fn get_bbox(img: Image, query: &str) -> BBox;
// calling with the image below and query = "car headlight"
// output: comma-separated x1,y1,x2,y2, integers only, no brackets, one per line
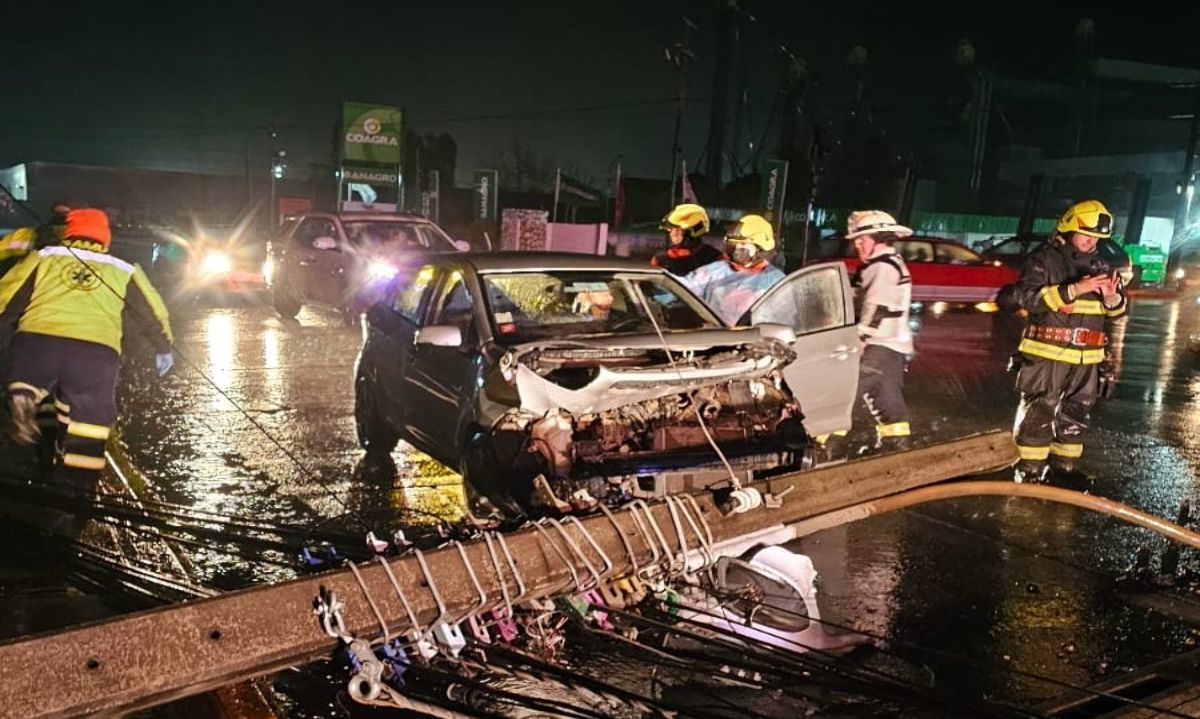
366,260,398,281
199,250,233,275
1175,267,1186,280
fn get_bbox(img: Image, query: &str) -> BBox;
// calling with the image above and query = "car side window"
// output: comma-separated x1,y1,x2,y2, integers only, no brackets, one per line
935,243,981,265
292,218,336,248
430,270,475,333
750,265,846,335
393,264,439,322
417,225,450,250
898,241,934,263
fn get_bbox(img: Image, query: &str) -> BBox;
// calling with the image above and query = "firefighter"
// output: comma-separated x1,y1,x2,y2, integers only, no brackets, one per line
0,200,81,468
653,203,722,275
0,208,174,493
681,214,784,325
1009,199,1126,483
846,210,915,450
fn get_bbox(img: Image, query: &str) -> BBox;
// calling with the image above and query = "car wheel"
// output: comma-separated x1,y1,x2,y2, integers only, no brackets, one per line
354,367,399,455
273,279,302,319
460,429,526,521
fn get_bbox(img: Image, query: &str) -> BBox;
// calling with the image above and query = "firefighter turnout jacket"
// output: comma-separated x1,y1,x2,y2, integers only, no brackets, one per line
0,240,173,354
856,246,914,355
1009,242,1126,365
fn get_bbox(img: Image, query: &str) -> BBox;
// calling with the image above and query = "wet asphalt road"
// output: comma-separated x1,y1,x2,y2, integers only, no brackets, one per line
8,292,1200,713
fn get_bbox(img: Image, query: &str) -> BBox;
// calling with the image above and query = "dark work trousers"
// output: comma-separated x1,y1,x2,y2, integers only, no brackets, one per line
1013,357,1100,468
858,344,911,442
7,332,121,493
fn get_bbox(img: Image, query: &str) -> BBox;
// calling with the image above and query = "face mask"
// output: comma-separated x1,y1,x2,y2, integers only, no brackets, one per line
727,242,758,267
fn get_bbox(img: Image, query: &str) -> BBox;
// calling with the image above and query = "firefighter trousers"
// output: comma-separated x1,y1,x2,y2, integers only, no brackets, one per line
859,344,911,444
7,332,121,493
1013,356,1099,468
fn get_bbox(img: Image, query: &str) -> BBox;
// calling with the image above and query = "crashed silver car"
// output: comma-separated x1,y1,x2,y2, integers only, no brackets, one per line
355,252,860,517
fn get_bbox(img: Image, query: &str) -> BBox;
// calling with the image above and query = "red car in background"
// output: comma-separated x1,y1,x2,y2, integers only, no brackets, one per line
820,236,1019,304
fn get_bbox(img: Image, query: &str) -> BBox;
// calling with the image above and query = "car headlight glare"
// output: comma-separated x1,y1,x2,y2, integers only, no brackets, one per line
366,260,398,281
200,251,233,275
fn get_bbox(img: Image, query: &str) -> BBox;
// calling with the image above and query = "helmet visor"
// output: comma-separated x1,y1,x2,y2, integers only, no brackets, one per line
1076,210,1112,236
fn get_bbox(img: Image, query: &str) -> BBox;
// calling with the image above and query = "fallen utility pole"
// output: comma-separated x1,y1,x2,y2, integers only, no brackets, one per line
0,431,1016,719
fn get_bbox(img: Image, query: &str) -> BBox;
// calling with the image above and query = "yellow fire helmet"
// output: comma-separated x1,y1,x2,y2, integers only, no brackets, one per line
726,214,775,252
1056,199,1113,239
660,203,710,237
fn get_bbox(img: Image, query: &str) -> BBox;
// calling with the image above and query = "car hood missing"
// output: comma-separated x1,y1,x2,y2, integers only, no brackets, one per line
510,327,794,415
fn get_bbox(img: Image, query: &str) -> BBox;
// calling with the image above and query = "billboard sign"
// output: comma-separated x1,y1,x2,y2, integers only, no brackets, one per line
341,102,402,166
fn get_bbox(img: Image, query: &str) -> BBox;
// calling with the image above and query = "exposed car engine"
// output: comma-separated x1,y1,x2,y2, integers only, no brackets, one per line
487,339,806,508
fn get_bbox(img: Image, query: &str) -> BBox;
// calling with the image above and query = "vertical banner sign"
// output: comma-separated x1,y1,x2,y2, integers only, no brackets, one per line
339,101,402,208
473,169,499,223
759,159,790,238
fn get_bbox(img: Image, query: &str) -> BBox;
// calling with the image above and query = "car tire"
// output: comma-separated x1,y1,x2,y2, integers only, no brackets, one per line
273,280,302,319
354,367,399,455
460,429,525,521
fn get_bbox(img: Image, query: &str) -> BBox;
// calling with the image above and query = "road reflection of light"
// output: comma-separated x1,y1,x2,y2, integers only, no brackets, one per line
262,325,284,409
1151,300,1180,412
392,447,465,521
206,313,235,410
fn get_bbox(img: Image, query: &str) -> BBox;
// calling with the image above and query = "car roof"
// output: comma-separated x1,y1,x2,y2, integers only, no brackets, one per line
299,211,434,222
431,252,672,274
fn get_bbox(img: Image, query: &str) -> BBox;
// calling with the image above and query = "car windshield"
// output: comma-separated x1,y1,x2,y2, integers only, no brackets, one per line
343,221,438,251
481,270,720,343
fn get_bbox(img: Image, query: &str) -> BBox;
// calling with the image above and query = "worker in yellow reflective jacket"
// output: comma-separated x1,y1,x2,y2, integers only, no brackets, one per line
0,208,174,492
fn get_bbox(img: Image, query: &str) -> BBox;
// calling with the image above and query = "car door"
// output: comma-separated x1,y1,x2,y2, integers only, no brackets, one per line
367,263,441,439
746,262,859,437
933,241,1018,303
307,216,350,306
401,267,482,456
288,216,339,303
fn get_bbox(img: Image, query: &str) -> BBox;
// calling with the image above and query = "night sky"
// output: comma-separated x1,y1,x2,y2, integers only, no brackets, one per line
3,2,1194,186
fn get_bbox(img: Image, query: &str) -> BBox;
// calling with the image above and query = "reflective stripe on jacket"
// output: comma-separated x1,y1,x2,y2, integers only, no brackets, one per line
0,241,173,354
1009,242,1126,366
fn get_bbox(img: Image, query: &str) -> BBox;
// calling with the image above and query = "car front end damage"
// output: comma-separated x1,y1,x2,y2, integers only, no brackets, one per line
470,331,807,515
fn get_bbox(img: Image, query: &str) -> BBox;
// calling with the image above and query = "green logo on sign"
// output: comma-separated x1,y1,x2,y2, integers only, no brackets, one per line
341,102,402,166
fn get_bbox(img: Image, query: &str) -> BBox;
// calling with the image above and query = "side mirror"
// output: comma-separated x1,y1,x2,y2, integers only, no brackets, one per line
312,236,338,251
415,324,463,348
451,239,471,252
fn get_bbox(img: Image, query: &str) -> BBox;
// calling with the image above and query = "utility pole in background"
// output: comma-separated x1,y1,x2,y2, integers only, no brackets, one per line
267,124,286,231
703,0,737,186
666,16,697,206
